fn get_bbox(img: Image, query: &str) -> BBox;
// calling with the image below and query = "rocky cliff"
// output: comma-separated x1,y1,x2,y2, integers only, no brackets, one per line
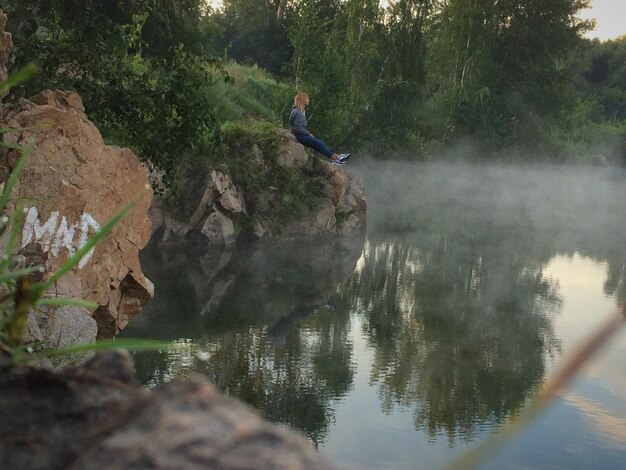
0,11,153,343
150,129,367,245
0,90,154,341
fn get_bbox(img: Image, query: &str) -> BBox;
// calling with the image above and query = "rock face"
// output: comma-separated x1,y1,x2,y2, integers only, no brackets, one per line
0,10,12,99
0,90,154,339
152,129,366,245
261,131,367,239
274,131,367,238
151,169,246,245
0,351,337,470
276,128,309,168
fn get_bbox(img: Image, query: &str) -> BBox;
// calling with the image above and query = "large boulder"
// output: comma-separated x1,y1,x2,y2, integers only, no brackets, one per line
260,134,366,239
337,169,367,235
0,90,154,339
276,129,309,168
278,158,366,239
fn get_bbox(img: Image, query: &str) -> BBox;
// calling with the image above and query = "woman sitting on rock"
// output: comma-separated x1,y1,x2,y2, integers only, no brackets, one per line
289,92,349,165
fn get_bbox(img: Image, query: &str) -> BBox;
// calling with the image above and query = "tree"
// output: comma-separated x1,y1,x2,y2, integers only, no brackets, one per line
427,0,592,147
573,37,626,121
209,0,293,75
265,0,290,23
288,0,347,140
362,0,431,151
4,0,222,193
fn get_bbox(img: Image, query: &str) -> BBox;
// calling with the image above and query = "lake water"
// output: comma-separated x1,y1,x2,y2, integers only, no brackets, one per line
121,161,626,469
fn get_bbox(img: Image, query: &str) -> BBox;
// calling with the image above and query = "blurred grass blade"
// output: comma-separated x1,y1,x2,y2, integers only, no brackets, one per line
0,144,32,214
0,209,26,273
5,276,34,348
0,63,38,96
0,127,35,134
0,142,36,150
36,297,98,310
0,265,43,284
32,338,171,359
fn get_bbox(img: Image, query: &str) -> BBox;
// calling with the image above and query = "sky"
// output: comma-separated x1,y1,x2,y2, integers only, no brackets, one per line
205,1,624,42
579,0,626,41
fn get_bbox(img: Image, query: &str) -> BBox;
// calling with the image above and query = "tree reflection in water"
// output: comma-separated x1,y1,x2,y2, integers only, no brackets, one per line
343,232,561,443
124,237,365,445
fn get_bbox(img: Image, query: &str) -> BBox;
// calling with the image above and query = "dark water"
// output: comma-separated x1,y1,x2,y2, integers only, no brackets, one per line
121,161,626,469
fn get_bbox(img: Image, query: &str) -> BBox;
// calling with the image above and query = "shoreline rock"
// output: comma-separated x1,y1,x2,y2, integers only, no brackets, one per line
0,350,337,470
0,90,154,341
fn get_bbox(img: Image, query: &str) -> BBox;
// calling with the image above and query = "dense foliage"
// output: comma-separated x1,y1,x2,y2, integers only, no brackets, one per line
565,37,626,159
3,0,626,190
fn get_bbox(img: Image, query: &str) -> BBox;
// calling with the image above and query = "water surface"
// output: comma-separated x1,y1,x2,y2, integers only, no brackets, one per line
122,161,626,469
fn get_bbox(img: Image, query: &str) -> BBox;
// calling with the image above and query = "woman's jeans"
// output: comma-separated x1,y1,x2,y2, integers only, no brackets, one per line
293,132,333,159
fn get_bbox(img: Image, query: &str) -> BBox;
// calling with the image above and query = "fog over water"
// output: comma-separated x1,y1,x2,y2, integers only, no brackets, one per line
358,159,626,304
363,159,625,257
124,158,626,469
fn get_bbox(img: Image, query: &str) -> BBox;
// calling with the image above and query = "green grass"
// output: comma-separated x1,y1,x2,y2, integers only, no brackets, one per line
208,62,293,124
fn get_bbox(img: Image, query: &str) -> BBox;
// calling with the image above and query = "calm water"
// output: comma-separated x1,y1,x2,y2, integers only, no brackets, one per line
121,161,626,469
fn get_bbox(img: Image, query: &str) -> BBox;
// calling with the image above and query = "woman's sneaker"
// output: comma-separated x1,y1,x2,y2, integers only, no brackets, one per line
338,153,351,162
330,154,345,165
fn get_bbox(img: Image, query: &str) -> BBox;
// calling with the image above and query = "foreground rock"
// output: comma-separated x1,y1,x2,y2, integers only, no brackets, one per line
0,351,336,470
150,129,367,245
0,90,154,340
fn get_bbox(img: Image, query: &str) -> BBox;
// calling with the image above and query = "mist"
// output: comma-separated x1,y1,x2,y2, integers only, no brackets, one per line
356,159,623,246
